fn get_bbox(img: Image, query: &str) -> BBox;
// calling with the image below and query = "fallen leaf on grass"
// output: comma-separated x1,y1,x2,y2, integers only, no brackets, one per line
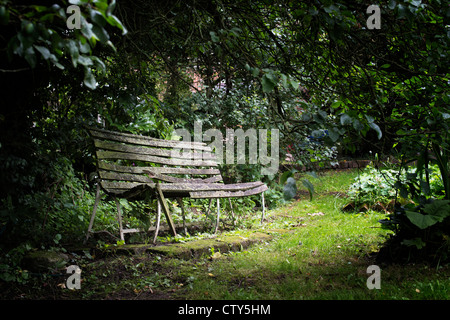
210,252,222,260
307,212,325,216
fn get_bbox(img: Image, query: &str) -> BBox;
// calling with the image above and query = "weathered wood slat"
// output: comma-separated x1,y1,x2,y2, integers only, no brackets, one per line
100,180,263,193
99,165,223,184
202,175,223,183
88,126,207,147
141,169,222,184
96,150,218,167
94,139,217,160
89,127,211,151
104,188,188,199
189,184,268,199
101,181,152,190
158,181,264,192
97,161,221,176
99,170,154,183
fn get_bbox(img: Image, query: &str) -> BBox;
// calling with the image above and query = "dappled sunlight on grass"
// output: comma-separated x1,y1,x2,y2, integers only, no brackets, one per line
180,169,449,300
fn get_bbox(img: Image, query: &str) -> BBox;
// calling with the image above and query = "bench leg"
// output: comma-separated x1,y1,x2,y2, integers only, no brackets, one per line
114,197,125,242
84,183,101,244
206,198,213,216
228,198,236,227
214,198,220,234
177,198,188,234
153,199,161,244
261,191,266,224
156,183,177,237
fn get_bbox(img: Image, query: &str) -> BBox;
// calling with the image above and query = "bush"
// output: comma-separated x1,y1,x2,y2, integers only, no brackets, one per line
346,164,445,211
379,198,450,263
345,164,449,263
346,165,399,209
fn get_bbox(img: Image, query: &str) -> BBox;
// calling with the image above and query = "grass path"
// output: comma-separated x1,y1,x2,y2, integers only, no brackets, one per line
5,169,448,300
169,169,450,300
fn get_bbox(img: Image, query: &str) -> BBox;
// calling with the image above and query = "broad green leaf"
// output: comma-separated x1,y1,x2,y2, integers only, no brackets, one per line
311,130,323,138
23,46,36,68
69,0,90,4
77,54,93,66
106,0,116,16
92,24,109,43
90,9,107,27
352,119,364,132
210,31,219,43
369,122,382,139
283,177,297,201
324,4,339,14
66,40,79,67
280,170,293,185
401,238,426,249
302,178,314,201
331,101,342,109
422,200,450,219
0,6,10,25
340,113,352,125
83,68,97,89
280,73,288,88
34,45,51,60
328,128,340,142
405,210,439,229
365,114,375,123
290,78,300,90
261,74,276,93
252,67,260,77
388,0,396,10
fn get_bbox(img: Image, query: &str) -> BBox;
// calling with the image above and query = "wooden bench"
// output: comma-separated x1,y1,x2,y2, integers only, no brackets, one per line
84,126,268,243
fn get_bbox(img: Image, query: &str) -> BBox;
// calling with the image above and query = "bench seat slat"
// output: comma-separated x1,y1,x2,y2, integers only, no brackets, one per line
190,184,269,199
100,181,264,193
160,181,264,192
97,161,221,176
101,181,153,190
96,150,218,167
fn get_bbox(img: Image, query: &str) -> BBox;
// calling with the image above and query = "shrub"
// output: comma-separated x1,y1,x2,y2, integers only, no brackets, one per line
346,165,399,209
379,198,450,263
346,164,445,211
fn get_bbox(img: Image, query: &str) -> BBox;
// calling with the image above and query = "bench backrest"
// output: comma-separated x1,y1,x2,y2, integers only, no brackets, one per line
87,126,224,197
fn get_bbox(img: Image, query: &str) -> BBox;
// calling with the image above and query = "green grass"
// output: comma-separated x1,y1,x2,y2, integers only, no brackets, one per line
169,169,450,300
4,169,449,300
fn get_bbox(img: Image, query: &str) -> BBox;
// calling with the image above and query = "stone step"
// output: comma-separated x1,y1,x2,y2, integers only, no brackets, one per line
107,231,286,259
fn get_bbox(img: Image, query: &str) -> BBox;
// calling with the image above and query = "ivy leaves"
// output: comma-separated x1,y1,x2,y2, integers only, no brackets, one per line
243,65,300,93
3,0,126,89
